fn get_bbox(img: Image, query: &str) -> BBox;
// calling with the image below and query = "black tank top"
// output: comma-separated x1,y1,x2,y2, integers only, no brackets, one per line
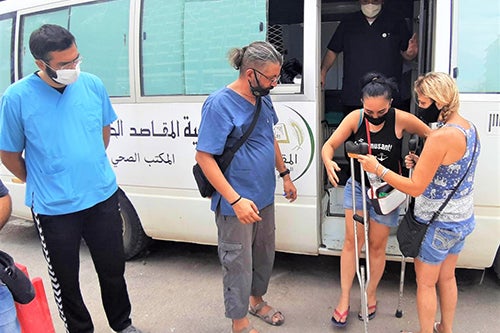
347,108,402,183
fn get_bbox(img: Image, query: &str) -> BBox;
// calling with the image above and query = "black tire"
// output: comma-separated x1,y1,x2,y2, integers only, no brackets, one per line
117,188,151,260
494,246,500,280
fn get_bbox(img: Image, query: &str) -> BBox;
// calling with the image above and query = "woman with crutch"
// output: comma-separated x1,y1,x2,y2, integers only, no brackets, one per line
322,72,429,328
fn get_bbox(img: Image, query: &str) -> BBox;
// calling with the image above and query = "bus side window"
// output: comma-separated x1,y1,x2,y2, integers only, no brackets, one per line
20,0,131,97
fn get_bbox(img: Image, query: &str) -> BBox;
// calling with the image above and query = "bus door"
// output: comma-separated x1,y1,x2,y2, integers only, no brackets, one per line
319,0,429,260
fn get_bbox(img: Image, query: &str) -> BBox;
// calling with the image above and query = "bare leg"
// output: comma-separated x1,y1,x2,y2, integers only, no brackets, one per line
332,209,365,322
435,254,459,333
232,317,258,333
366,220,391,308
414,258,442,333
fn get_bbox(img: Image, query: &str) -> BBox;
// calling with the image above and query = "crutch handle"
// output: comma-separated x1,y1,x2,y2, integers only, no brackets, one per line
345,141,369,158
408,134,419,154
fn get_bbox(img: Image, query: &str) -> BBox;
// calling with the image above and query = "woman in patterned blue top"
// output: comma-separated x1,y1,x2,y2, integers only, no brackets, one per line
358,72,480,333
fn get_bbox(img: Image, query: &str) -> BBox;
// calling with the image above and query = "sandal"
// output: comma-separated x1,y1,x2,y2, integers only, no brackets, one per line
331,306,350,328
357,303,377,321
248,301,285,326
433,322,441,333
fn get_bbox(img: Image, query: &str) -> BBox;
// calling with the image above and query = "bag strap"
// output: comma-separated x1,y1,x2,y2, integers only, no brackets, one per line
218,96,263,171
429,125,478,223
364,118,377,198
228,96,262,154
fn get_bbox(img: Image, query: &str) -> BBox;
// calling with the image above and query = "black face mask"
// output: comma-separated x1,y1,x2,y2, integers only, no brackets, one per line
248,75,272,97
418,102,441,125
364,112,387,125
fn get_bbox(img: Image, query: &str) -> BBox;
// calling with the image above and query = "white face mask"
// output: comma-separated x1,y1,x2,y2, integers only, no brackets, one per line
361,4,382,18
52,63,80,85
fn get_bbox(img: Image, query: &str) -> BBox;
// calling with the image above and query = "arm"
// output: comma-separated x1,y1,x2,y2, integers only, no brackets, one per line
357,131,448,196
274,139,297,202
321,110,360,187
320,49,338,89
0,151,27,183
103,125,111,149
401,33,418,61
195,150,262,224
0,194,12,231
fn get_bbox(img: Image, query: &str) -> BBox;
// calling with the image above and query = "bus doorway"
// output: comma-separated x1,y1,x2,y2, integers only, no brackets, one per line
318,0,431,258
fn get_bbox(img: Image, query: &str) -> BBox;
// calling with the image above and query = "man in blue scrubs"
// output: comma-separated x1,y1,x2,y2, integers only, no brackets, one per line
0,24,141,333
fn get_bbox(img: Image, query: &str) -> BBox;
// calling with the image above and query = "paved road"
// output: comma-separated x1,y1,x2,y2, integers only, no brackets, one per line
1,217,498,333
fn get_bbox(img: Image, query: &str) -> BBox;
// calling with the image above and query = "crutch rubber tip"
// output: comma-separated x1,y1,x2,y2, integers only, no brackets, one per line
395,310,403,318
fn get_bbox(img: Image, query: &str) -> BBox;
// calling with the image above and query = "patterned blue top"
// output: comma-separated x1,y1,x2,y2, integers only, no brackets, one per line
414,123,480,223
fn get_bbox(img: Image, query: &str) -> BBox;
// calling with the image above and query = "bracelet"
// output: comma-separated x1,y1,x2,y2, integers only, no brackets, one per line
279,169,290,178
230,196,242,206
380,167,389,179
375,163,381,174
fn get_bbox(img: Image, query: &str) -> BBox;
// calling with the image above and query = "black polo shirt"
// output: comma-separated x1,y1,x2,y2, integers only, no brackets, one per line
327,9,412,106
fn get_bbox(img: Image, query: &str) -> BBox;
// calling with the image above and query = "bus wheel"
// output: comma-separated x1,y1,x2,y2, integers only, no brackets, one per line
494,246,500,280
117,188,151,260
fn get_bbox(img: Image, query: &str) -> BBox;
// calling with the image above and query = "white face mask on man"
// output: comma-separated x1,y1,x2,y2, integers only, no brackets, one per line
361,4,382,18
52,63,81,85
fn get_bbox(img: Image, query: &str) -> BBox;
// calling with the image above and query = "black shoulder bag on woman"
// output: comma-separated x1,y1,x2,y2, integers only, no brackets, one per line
193,96,262,198
397,128,478,258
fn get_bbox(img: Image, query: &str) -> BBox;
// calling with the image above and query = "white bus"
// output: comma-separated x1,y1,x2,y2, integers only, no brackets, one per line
1,0,498,274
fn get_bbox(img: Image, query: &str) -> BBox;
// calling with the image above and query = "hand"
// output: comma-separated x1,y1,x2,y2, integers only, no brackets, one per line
232,197,262,224
356,154,379,174
405,153,419,169
320,72,327,90
405,33,418,59
282,179,298,203
324,160,341,187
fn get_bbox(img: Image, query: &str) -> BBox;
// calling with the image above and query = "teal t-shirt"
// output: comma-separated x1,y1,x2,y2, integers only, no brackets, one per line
0,72,118,215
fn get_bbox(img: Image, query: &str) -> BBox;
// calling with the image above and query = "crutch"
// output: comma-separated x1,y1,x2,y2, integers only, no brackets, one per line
395,134,420,318
345,141,370,333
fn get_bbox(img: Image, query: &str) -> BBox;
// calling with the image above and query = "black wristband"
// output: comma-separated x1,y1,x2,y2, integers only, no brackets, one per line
279,169,290,178
230,196,242,206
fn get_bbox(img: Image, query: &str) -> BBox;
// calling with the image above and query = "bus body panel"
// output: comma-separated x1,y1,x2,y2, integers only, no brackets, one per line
1,0,499,270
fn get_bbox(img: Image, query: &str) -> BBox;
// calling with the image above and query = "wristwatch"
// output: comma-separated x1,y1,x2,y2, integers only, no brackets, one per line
279,169,290,178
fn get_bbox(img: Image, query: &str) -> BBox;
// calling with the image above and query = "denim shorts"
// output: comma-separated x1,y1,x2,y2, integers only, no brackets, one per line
0,284,21,333
343,178,400,228
417,217,475,264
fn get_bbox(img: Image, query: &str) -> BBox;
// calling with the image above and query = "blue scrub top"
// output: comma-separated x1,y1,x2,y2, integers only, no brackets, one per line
0,72,118,215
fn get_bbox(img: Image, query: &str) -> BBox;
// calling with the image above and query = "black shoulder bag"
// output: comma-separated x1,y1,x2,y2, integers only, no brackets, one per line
193,96,262,198
397,128,478,258
0,250,35,304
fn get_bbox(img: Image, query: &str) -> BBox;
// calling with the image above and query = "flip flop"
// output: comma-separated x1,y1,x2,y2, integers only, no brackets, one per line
433,322,441,333
248,301,284,326
331,306,350,327
357,304,377,321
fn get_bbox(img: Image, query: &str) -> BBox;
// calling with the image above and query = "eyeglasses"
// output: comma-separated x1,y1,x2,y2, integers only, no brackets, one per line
44,55,83,71
252,68,280,84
